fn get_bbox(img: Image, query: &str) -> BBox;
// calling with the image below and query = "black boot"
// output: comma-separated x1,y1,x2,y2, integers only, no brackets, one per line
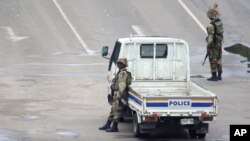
207,72,218,81
217,70,222,80
105,122,118,132
99,120,112,130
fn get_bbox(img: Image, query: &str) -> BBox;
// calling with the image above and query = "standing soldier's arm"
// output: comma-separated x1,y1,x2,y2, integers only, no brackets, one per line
117,71,128,97
206,24,215,45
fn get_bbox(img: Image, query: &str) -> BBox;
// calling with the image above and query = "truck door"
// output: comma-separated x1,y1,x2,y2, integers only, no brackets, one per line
108,41,121,74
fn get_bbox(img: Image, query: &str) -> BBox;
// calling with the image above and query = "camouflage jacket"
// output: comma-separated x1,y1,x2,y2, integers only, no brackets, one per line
111,68,129,97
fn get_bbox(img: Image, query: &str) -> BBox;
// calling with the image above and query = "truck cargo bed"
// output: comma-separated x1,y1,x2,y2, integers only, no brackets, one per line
128,81,217,117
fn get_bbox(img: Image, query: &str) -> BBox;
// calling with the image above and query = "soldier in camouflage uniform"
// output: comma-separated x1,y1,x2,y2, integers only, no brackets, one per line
99,58,131,132
206,3,224,81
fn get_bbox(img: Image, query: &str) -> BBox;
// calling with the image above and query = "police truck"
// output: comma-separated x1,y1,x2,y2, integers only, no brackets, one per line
101,36,218,139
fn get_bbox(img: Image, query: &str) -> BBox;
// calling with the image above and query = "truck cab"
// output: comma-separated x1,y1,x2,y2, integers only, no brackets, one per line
103,36,190,83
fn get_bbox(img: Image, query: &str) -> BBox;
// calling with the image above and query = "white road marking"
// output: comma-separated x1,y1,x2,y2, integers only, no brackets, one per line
0,26,28,42
25,54,41,58
0,63,107,67
52,52,64,55
223,63,246,67
178,0,228,55
51,50,101,56
131,25,145,36
28,72,106,77
177,0,207,33
53,0,94,55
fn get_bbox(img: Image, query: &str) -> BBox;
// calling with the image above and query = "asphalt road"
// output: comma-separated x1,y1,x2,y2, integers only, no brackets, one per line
0,0,249,141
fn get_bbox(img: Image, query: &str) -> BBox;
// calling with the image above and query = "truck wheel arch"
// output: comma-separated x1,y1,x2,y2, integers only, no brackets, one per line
132,111,142,123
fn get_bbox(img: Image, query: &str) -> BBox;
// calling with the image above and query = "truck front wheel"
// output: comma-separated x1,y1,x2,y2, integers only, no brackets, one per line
133,114,141,137
188,129,206,139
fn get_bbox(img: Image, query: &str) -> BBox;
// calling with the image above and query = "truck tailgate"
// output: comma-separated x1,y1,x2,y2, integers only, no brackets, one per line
128,82,218,117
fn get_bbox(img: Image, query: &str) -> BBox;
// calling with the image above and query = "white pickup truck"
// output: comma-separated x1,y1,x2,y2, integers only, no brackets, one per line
101,36,218,139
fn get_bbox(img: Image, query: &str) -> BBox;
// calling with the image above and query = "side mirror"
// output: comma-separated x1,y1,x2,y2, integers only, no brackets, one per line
101,46,109,57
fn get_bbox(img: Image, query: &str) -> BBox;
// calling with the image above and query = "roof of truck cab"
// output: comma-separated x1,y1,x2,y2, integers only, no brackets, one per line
117,36,188,44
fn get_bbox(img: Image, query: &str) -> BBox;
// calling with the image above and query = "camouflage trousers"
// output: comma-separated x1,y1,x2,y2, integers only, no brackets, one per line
208,42,222,73
107,92,124,122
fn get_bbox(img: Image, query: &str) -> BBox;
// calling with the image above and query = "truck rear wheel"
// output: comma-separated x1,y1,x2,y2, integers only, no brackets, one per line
197,133,206,139
188,129,206,139
133,114,141,137
119,117,124,122
188,129,197,139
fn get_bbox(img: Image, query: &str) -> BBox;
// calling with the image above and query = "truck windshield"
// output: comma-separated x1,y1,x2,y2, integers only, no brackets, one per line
108,41,121,71
140,44,168,58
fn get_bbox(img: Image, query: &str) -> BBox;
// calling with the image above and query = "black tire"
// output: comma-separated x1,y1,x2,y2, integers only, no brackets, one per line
119,117,124,122
197,133,206,139
189,129,197,139
133,114,141,138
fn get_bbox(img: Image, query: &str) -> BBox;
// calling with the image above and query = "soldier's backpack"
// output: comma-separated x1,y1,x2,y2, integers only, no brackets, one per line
126,71,132,86
211,19,224,42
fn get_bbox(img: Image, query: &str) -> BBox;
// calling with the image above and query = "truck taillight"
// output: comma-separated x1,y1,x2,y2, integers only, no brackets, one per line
145,117,153,122
200,112,213,121
152,112,158,118
201,112,207,118
144,116,158,122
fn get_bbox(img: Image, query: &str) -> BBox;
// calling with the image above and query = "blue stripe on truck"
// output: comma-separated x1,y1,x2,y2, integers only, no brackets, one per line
191,103,213,107
146,102,213,107
146,102,168,107
128,92,213,108
128,93,142,105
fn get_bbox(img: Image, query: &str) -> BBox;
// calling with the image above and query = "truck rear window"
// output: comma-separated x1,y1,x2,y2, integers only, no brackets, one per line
140,44,168,58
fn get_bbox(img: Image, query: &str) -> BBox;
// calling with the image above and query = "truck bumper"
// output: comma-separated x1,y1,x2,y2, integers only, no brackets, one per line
140,122,156,130
140,117,209,134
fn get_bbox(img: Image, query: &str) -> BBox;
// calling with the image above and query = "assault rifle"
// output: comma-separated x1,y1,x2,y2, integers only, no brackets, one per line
202,52,209,66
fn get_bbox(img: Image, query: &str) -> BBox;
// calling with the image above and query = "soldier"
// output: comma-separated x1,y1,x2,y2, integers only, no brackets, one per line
99,58,132,132
206,3,224,81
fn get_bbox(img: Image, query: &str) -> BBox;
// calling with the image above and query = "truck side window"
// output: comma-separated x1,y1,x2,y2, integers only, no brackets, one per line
140,44,168,58
108,41,121,71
